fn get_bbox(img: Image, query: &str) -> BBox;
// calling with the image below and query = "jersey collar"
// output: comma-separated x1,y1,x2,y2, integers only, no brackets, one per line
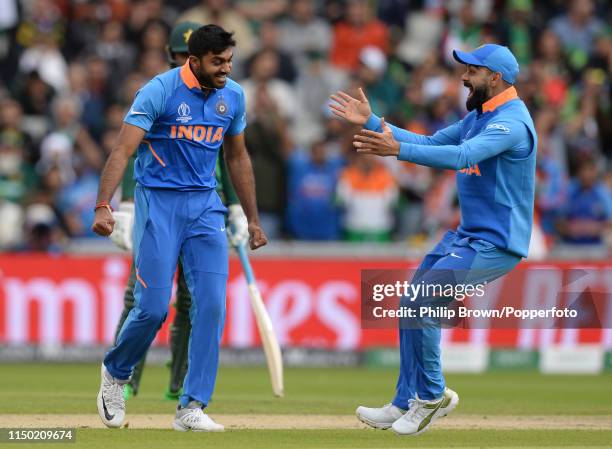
180,61,200,90
481,86,518,113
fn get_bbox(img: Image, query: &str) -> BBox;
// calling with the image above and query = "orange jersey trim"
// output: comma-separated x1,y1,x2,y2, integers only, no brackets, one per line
142,139,166,167
180,61,200,90
482,86,518,113
135,268,148,289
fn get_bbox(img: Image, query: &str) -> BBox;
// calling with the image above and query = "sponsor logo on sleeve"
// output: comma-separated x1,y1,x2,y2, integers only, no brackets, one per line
486,123,510,133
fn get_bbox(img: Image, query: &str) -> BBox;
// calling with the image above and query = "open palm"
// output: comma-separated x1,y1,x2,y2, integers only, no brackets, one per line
329,88,372,125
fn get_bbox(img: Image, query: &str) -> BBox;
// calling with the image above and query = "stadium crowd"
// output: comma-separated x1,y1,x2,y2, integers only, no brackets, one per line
0,0,610,254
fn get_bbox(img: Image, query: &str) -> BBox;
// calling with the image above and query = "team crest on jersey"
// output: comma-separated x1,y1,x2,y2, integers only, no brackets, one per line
215,98,228,115
177,102,192,123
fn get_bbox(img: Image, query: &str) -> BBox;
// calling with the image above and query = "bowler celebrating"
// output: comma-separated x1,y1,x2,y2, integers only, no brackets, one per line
92,25,267,431
330,44,537,435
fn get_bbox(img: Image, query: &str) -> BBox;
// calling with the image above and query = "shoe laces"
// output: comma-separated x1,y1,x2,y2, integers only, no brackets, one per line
104,381,125,411
182,407,206,426
405,397,431,421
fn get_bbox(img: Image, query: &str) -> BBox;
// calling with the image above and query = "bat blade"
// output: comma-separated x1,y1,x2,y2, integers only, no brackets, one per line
237,244,284,397
247,284,284,397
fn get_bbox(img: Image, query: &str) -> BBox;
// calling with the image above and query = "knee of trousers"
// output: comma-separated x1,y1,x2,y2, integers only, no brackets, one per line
134,286,173,324
192,296,225,323
132,306,168,327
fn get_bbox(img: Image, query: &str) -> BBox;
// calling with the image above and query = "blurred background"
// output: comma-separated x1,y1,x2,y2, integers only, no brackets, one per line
0,0,610,372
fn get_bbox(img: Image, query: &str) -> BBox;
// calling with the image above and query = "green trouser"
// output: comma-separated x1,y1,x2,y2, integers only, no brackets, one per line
114,261,191,395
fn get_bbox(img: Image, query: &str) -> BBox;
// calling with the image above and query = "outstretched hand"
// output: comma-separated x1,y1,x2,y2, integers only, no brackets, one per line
329,88,372,125
353,117,400,157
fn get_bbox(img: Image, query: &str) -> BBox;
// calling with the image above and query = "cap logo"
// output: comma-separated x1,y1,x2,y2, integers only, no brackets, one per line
183,28,194,44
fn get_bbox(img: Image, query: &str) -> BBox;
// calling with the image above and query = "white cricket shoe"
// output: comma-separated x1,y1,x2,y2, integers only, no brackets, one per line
438,387,459,418
96,364,126,428
356,403,406,429
173,401,224,432
391,393,450,436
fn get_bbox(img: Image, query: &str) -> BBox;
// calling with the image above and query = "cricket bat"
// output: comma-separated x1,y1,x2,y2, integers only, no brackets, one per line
236,243,284,397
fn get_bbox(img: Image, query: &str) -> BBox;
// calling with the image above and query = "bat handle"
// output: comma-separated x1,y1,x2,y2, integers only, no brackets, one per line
236,243,256,285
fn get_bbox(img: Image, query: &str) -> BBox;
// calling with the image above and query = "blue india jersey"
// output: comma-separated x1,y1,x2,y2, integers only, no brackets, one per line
124,62,246,191
365,87,537,257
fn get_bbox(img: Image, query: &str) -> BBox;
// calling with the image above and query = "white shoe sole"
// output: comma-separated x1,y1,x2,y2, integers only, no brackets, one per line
392,389,459,436
172,419,224,432
355,411,394,430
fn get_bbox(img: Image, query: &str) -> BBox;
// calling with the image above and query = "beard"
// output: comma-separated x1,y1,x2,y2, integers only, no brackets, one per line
465,83,491,111
195,70,228,89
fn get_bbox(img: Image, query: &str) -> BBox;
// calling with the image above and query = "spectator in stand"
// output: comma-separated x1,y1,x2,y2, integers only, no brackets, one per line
80,56,113,137
242,49,295,238
550,0,605,72
178,0,257,67
356,46,402,119
330,0,389,72
47,94,103,172
234,0,288,22
286,139,344,240
93,20,137,87
535,109,568,237
441,1,487,66
0,98,35,163
557,157,611,245
499,0,537,67
249,20,296,83
14,70,55,117
0,199,23,249
55,157,102,238
277,0,332,72
18,202,64,252
337,154,398,242
0,127,37,205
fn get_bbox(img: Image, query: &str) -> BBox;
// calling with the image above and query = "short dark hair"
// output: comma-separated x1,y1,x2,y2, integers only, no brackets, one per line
188,24,236,57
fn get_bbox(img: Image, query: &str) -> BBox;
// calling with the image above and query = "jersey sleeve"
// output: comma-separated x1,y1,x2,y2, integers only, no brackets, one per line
365,113,462,146
227,88,247,136
397,119,530,170
123,78,166,132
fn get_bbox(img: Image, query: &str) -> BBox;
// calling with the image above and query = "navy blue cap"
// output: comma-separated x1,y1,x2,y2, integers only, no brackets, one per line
453,44,519,84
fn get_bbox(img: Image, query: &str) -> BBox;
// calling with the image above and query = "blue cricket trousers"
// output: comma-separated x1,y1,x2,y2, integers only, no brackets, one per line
392,230,521,407
105,185,228,408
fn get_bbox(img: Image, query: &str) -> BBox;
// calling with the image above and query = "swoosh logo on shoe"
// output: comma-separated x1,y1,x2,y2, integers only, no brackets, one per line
440,391,452,409
418,399,444,431
102,396,115,421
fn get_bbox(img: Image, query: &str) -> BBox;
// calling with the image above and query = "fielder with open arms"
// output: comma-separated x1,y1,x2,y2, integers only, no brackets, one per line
330,44,537,436
92,25,267,432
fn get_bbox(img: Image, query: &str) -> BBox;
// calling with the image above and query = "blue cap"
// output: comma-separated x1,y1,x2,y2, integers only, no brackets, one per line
453,44,519,84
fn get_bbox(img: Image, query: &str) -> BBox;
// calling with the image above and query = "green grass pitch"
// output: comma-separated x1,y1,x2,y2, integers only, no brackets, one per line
0,363,611,448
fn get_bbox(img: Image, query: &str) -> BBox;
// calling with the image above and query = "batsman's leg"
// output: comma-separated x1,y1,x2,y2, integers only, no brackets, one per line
166,262,192,399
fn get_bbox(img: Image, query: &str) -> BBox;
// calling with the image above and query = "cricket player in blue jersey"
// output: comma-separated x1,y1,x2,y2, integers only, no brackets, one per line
92,24,267,431
330,44,537,436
